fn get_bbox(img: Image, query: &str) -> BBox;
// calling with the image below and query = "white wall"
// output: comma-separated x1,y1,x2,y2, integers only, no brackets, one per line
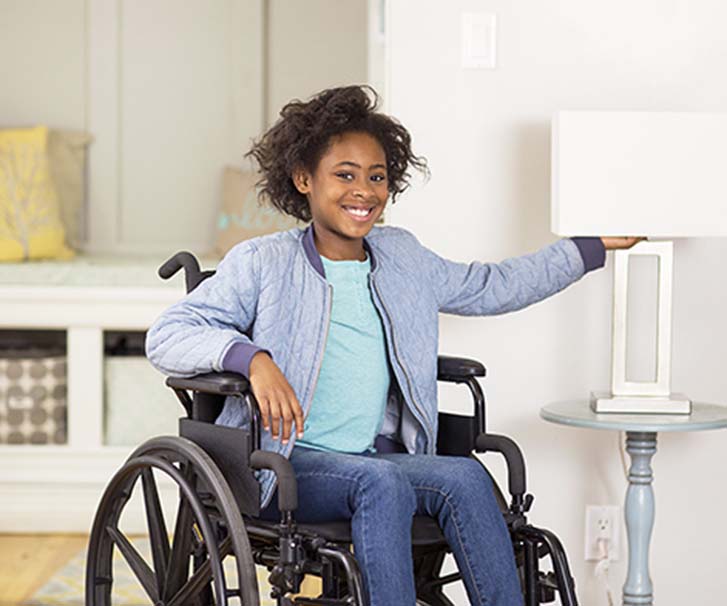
0,0,266,257
0,0,368,256
0,0,86,129
108,0,264,254
266,0,368,125
386,1,727,604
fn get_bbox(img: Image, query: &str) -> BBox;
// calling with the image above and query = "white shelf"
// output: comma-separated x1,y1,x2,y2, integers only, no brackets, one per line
0,444,182,533
0,281,182,532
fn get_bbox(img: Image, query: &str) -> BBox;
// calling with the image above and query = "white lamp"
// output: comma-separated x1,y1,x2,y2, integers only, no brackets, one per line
551,111,727,415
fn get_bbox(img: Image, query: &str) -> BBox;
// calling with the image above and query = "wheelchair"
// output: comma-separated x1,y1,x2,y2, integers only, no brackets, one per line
85,251,579,606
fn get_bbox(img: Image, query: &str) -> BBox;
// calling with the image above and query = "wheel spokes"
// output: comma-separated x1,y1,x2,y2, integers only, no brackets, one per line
105,525,158,603
163,485,194,600
141,467,171,594
167,536,233,606
88,439,258,606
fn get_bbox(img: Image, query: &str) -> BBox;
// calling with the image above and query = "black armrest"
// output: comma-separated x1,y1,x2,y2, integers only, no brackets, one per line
437,356,487,436
166,371,251,396
475,433,526,502
167,372,262,447
250,450,298,512
437,355,486,382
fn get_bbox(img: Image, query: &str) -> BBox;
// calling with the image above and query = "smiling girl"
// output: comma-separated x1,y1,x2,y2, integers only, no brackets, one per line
146,85,639,606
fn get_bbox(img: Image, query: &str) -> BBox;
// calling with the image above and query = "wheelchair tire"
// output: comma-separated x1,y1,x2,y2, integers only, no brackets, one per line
85,435,260,606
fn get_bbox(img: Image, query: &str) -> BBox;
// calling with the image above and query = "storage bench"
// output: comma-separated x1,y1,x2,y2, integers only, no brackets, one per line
0,254,196,531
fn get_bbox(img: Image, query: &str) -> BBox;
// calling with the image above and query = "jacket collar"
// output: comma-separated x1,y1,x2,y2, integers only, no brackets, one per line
302,224,377,278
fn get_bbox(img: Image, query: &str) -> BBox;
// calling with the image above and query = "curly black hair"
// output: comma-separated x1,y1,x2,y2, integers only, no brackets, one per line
246,85,428,222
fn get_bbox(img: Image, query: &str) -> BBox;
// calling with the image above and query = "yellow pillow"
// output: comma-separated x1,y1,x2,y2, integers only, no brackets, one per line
0,126,73,261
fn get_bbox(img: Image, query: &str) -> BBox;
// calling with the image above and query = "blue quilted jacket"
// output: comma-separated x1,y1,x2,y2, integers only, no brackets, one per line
146,224,603,507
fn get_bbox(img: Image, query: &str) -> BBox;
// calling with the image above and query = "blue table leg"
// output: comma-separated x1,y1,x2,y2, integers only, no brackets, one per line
623,431,657,606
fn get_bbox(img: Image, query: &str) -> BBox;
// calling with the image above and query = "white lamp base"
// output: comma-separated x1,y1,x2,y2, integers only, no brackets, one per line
591,391,692,415
596,241,692,416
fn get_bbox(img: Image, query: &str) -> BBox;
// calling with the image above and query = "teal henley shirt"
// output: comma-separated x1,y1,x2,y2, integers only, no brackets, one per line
296,254,390,453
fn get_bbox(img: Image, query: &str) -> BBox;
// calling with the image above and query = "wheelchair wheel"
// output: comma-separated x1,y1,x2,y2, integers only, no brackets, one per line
86,436,259,606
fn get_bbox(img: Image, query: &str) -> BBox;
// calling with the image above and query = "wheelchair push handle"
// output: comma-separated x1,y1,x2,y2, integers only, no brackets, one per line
158,250,198,279
158,251,215,293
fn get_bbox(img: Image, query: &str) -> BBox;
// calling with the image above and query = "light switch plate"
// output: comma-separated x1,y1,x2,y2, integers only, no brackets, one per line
462,12,497,69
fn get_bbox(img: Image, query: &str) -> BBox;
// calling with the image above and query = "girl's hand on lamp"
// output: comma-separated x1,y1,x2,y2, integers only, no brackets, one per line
249,351,304,444
601,237,646,250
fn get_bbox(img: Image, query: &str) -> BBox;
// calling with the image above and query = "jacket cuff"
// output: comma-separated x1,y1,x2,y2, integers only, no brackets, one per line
222,342,270,378
571,237,606,273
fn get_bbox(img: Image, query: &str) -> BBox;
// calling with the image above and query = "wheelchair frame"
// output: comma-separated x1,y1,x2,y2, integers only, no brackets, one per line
85,251,579,606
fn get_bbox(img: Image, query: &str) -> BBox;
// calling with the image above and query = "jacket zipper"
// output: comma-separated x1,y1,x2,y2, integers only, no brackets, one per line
280,283,332,461
308,283,334,416
369,275,434,453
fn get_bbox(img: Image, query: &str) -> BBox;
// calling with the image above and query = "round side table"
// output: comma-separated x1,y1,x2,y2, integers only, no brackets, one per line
540,400,727,606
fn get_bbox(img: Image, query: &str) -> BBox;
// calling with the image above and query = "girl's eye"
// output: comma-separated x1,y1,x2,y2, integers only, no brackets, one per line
371,174,386,183
335,172,354,181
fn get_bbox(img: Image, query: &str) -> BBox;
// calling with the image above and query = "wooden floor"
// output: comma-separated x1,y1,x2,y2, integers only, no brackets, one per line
0,534,321,605
0,534,88,604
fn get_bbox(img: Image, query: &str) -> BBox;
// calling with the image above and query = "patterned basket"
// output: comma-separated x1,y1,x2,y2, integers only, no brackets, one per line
0,350,67,445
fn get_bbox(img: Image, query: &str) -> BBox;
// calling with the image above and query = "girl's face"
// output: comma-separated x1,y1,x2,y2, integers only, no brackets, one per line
294,131,388,255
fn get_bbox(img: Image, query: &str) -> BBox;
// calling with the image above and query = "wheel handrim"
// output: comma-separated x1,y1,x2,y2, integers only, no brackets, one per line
85,436,259,606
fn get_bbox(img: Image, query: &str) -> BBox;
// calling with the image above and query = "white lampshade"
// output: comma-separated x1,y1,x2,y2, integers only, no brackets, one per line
551,111,727,238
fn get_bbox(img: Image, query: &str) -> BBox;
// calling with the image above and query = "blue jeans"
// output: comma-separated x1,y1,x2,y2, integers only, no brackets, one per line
260,447,523,606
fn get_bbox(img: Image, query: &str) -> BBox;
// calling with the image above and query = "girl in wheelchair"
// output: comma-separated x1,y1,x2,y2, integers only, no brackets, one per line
146,85,638,606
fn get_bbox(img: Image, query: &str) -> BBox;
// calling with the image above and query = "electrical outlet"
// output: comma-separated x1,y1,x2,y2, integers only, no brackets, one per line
584,505,620,561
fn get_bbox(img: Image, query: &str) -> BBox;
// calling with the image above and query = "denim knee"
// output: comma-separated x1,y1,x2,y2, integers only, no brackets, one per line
440,457,496,498
356,460,416,516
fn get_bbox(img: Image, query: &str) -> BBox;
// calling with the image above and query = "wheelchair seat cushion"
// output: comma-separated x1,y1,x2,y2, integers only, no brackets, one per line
245,515,447,548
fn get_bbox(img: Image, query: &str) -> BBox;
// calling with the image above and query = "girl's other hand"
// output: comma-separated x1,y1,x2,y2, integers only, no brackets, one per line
248,352,304,444
600,236,646,250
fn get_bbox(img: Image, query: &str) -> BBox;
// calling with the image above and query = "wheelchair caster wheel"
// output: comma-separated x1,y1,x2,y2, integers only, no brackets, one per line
85,436,260,606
